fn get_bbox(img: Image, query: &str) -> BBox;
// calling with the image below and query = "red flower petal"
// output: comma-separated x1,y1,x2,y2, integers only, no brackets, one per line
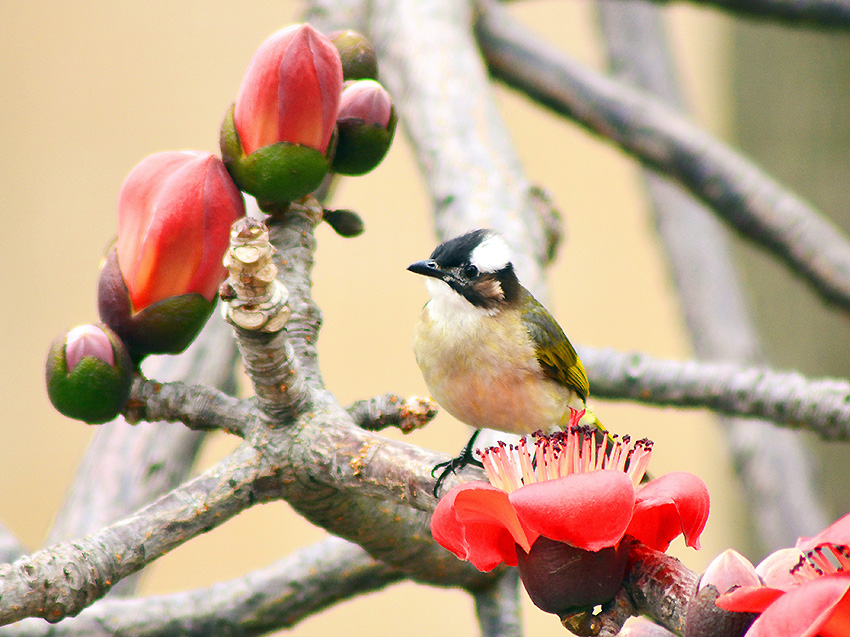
430,482,538,572
716,585,786,613
627,471,710,551
509,470,635,552
741,574,850,637
757,547,806,591
798,511,850,553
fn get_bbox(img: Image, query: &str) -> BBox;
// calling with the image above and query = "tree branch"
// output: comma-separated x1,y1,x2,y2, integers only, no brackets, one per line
472,570,523,637
622,541,698,635
346,393,438,433
124,378,254,437
312,0,557,298
613,0,850,27
0,442,273,626
476,0,850,317
0,537,404,636
595,0,828,549
581,346,850,440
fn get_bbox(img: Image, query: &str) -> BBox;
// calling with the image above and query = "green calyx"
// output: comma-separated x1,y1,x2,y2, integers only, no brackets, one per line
331,110,397,176
220,104,330,205
123,293,217,356
45,327,134,424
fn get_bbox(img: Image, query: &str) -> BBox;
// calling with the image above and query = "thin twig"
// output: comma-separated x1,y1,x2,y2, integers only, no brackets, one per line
476,0,850,317
0,537,403,637
125,378,254,437
581,346,850,440
346,393,438,433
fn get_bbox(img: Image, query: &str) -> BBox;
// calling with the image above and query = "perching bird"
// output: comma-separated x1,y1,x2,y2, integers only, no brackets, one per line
408,229,604,492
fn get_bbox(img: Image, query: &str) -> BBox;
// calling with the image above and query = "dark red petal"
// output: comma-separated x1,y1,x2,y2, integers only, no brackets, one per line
738,574,850,637
798,511,850,552
430,482,536,572
627,471,710,551
509,470,635,552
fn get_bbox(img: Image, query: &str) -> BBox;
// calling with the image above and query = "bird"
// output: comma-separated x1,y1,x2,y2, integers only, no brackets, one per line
408,229,604,493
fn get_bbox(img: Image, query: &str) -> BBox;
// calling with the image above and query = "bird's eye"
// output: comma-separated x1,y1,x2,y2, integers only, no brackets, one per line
464,264,479,279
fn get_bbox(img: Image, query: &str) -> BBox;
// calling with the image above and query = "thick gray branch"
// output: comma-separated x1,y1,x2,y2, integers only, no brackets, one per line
621,0,850,26
0,537,403,637
472,570,523,637
477,0,850,316
582,346,850,440
307,0,555,298
0,443,272,626
596,0,827,549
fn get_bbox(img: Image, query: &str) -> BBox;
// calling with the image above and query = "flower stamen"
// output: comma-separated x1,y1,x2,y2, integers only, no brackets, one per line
477,409,653,493
791,544,850,581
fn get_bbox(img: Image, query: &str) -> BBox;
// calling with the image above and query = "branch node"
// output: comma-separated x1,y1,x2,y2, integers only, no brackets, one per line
222,217,291,333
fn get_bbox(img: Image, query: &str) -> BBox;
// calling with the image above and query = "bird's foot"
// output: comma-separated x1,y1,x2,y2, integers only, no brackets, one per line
431,429,484,497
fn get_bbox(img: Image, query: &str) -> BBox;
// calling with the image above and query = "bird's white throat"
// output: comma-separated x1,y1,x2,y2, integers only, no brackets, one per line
424,278,498,326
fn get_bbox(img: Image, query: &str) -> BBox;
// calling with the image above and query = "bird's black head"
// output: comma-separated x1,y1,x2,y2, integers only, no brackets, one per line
407,229,521,310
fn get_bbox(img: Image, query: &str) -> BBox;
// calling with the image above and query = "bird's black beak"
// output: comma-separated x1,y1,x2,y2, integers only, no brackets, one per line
407,259,446,280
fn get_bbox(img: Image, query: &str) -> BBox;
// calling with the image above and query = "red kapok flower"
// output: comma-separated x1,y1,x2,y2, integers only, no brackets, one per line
430,410,710,615
717,512,850,637
99,151,244,358
234,23,342,156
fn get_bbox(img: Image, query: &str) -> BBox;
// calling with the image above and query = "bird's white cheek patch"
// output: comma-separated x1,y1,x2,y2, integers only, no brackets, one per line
470,234,512,273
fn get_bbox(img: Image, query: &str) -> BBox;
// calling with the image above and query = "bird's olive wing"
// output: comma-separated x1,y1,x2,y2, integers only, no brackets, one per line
522,304,589,401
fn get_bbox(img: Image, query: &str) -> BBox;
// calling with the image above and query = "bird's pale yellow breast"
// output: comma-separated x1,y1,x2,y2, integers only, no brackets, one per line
413,302,579,434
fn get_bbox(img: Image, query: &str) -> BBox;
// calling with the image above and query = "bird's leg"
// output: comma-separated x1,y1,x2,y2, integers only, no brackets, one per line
431,429,484,496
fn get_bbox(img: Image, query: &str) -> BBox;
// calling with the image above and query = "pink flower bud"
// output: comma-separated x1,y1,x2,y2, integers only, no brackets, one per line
234,23,343,156
338,79,392,129
64,325,115,371
700,549,762,594
116,151,245,312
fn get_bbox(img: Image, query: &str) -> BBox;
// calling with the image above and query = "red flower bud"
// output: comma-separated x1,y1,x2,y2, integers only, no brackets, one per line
115,151,244,312
100,151,244,358
234,23,343,156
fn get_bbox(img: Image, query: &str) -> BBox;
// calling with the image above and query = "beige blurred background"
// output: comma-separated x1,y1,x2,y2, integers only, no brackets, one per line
0,1,766,634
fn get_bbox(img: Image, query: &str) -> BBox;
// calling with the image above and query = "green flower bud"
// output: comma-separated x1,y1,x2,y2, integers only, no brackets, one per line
46,324,134,424
331,79,397,176
329,30,379,81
